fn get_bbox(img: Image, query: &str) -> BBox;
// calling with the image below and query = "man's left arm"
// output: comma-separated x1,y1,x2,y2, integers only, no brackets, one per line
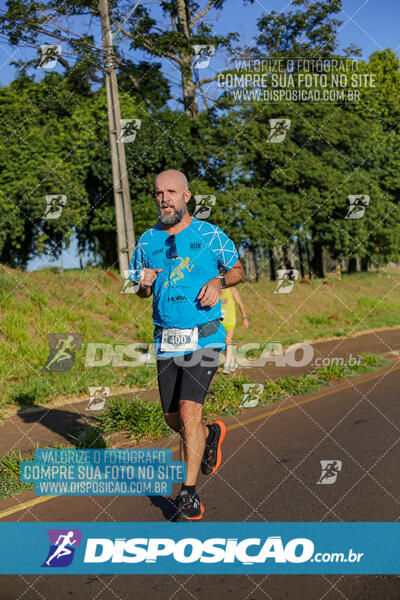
197,259,244,307
220,259,244,287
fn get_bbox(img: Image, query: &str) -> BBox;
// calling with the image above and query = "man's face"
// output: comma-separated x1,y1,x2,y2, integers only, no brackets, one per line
155,174,190,225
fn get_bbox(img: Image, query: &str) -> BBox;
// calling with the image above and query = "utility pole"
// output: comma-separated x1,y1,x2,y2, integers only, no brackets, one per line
98,0,135,275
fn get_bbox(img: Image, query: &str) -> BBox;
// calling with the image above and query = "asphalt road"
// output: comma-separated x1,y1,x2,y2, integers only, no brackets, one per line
1,356,399,599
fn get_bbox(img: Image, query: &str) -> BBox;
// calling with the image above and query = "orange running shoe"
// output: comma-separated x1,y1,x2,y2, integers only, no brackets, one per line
201,420,226,476
174,489,205,521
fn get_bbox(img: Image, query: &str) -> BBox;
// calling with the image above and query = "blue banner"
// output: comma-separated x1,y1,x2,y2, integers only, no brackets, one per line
20,449,185,496
0,522,399,574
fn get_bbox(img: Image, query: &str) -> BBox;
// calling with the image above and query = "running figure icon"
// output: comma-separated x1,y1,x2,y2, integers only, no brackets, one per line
41,333,82,372
45,335,75,370
164,256,194,288
317,460,343,485
45,531,77,566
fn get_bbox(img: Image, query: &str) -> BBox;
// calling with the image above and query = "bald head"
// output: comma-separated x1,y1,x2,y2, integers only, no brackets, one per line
155,169,188,192
155,169,191,226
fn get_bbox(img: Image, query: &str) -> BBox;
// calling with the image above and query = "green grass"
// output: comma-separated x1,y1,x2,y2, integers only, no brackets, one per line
98,397,174,442
0,264,399,411
7,365,157,408
263,353,389,402
274,374,323,396
0,434,108,499
0,265,158,411
203,373,253,418
70,423,108,449
0,449,34,498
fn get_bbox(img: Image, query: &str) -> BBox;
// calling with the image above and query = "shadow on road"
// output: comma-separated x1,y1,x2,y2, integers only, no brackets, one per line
147,495,178,521
16,404,99,447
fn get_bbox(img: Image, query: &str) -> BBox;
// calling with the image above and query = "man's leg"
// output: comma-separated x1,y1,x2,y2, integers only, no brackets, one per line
165,409,209,481
164,412,185,464
162,403,207,521
178,400,208,485
173,348,226,520
157,357,183,462
163,412,180,432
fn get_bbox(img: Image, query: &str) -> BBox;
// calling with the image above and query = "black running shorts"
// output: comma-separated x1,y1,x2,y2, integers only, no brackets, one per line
156,347,220,414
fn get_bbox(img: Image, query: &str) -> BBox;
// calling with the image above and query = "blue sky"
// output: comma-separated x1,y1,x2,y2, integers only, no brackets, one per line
0,0,398,270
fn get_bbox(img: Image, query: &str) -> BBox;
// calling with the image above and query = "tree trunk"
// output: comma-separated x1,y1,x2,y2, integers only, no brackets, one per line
283,244,293,270
348,257,357,274
305,238,312,278
245,249,256,280
252,248,259,282
257,246,266,278
360,257,369,272
180,57,198,118
297,238,305,279
268,245,277,281
176,0,198,119
311,238,324,278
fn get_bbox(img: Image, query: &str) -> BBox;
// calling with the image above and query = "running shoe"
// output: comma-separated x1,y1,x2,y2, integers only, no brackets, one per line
201,420,226,476
174,489,204,521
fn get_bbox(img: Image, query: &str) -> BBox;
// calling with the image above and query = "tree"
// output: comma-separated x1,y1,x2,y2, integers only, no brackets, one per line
116,0,255,119
254,0,351,59
0,0,169,108
0,0,171,270
0,74,93,266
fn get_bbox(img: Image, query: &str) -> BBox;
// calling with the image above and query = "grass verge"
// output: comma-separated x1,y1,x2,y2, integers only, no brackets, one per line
1,266,400,411
0,450,34,498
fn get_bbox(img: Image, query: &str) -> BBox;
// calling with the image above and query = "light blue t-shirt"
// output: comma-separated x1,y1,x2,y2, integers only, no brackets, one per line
128,218,239,356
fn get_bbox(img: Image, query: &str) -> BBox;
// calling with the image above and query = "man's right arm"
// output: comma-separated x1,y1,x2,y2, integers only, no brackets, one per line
128,237,161,299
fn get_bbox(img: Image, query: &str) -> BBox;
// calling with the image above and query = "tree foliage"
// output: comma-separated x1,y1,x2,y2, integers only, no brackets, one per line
0,0,399,275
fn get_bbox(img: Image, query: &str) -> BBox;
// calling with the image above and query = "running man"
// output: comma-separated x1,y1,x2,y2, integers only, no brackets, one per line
45,531,77,566
129,169,244,520
220,285,248,373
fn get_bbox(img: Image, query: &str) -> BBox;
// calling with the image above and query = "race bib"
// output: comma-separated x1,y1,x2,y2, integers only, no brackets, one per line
160,327,198,352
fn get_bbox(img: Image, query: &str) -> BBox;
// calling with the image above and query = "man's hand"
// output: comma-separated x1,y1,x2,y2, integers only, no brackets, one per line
137,268,162,298
139,267,163,287
197,277,222,307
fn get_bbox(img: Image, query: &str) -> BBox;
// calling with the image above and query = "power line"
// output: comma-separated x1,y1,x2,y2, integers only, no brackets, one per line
113,0,143,42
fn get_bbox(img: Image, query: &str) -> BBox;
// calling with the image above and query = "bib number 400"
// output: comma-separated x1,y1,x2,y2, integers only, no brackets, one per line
167,335,190,345
160,327,198,352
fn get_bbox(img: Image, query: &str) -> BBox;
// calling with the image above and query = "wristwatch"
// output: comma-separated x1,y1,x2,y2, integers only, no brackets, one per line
218,275,227,289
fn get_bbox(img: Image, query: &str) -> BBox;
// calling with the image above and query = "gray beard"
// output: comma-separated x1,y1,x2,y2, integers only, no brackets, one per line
158,204,187,225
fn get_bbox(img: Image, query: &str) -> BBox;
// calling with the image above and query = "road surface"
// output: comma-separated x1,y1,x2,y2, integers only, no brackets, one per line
0,356,399,599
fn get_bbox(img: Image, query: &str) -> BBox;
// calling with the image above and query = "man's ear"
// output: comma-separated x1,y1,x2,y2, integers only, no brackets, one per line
184,189,192,204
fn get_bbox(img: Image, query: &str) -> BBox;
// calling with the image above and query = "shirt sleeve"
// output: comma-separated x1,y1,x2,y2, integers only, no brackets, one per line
209,225,239,270
127,236,149,282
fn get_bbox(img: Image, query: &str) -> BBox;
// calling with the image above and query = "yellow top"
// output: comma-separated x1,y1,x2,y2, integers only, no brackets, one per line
220,287,236,327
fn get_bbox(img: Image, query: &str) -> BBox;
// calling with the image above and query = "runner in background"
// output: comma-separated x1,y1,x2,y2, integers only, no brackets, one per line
220,285,248,373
